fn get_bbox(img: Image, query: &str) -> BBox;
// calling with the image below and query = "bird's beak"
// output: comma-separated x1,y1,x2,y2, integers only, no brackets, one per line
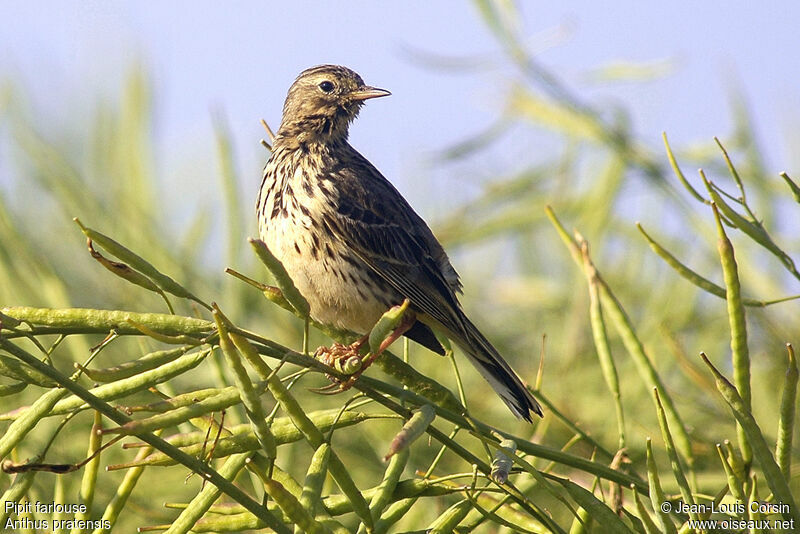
350,86,392,101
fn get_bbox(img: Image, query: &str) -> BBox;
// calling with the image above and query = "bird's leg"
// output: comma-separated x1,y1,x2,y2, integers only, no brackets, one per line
377,315,414,354
350,333,370,353
311,334,370,393
335,311,416,391
313,334,369,366
311,317,415,393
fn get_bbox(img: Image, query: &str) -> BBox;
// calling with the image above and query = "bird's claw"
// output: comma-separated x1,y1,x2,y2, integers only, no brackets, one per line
308,382,346,395
311,339,369,394
308,369,361,395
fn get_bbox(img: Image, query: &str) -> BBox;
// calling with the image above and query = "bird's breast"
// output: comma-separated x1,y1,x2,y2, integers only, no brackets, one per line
258,154,398,334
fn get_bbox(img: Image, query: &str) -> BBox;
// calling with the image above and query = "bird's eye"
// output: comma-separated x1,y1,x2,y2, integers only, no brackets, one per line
318,81,335,93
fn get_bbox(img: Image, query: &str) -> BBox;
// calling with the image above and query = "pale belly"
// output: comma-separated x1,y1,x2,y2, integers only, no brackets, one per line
261,214,397,334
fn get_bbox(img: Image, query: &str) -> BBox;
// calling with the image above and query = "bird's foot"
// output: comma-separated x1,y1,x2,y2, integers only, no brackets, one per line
311,304,415,394
311,336,370,394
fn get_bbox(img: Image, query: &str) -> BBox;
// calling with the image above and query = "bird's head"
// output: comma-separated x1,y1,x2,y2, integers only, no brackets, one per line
277,65,390,144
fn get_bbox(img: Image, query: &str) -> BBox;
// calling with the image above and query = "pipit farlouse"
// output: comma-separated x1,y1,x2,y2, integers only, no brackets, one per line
257,65,541,421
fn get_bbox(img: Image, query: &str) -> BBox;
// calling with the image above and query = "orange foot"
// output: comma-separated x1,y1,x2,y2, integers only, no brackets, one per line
312,306,416,394
312,335,368,394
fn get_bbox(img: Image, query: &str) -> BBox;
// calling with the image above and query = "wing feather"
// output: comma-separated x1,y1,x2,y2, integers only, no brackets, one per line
322,149,465,335
320,146,541,420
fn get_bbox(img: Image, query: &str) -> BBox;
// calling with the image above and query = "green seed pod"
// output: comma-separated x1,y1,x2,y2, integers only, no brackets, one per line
78,346,191,383
0,381,26,397
337,355,362,375
74,218,209,309
250,238,310,317
701,354,799,524
427,498,471,533
748,474,762,524
28,348,212,420
776,344,798,480
264,479,331,534
384,404,435,461
361,448,408,533
215,311,277,461
110,410,380,468
631,485,660,534
75,410,103,524
0,306,212,337
296,442,332,533
0,355,55,387
716,443,745,504
491,439,517,485
368,299,409,354
0,385,69,461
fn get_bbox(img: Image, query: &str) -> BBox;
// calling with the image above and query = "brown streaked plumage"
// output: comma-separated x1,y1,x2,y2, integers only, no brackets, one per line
257,65,541,421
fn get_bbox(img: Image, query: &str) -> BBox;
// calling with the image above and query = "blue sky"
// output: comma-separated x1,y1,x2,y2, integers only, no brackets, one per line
1,2,798,220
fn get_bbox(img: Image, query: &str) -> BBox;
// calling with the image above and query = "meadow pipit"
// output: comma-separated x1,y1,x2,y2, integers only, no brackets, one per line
257,65,541,421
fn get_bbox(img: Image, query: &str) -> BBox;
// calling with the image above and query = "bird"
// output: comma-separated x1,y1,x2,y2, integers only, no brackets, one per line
256,65,542,421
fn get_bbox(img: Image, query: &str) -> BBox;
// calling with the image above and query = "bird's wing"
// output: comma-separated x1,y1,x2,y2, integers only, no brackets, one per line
324,154,465,334
325,151,542,421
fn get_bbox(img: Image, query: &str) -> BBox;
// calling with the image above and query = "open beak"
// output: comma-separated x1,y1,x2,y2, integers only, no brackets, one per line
350,86,392,101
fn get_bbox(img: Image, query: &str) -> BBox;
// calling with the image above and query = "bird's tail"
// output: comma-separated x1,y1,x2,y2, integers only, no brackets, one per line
455,317,542,422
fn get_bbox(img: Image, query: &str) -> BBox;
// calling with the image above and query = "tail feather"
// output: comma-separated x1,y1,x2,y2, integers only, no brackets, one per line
457,317,542,422
403,320,446,355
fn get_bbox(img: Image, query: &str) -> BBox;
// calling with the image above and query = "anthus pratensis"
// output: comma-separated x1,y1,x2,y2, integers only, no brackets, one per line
257,65,541,420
